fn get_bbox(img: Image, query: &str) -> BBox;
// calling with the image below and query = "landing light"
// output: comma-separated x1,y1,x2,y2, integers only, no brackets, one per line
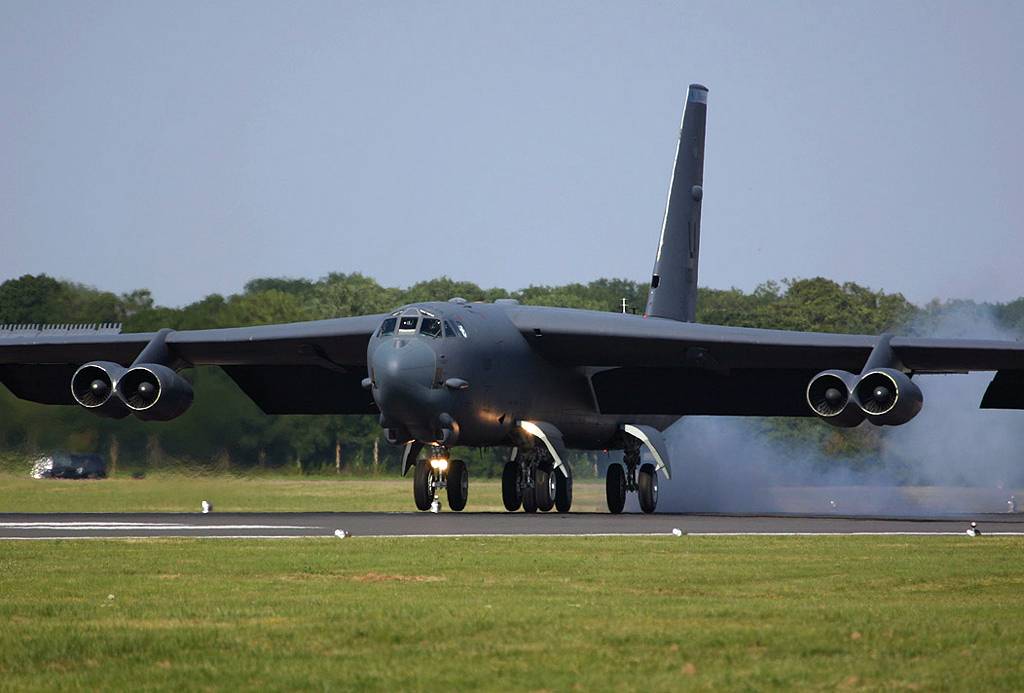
429,458,449,472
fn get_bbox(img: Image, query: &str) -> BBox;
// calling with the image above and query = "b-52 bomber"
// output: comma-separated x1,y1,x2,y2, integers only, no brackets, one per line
3,84,1023,514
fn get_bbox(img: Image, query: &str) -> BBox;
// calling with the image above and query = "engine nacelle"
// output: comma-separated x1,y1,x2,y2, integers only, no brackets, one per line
854,368,923,426
116,364,193,421
806,370,864,427
70,361,130,419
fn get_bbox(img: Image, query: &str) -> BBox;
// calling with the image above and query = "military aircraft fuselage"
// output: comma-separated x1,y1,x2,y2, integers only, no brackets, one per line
367,300,676,450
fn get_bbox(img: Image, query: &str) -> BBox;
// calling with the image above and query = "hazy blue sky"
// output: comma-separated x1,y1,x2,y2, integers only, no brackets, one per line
1,1,1021,308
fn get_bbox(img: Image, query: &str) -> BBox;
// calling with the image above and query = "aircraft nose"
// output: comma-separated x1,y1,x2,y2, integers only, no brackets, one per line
371,339,441,438
375,338,436,389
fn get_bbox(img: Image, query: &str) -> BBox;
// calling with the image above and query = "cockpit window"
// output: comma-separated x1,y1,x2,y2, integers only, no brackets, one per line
443,320,457,338
420,318,442,338
379,317,397,337
455,321,468,338
398,316,419,332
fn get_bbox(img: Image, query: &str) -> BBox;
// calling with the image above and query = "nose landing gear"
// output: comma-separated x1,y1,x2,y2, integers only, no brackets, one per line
413,446,468,512
448,458,468,511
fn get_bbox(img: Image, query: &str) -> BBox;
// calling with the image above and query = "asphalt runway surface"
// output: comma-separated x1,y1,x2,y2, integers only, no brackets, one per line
2,511,1024,539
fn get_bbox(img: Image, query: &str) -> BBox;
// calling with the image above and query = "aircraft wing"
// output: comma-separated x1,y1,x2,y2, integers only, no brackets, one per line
508,306,1024,416
0,315,384,414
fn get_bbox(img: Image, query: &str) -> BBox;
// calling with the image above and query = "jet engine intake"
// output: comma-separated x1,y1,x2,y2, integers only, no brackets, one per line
71,361,130,418
806,370,864,427
854,368,922,426
116,364,193,421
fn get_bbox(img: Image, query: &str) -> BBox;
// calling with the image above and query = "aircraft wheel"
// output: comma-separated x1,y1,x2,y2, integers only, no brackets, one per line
447,459,468,511
522,483,538,513
413,460,432,511
535,466,556,512
502,461,522,511
606,464,626,514
638,463,658,514
555,471,573,513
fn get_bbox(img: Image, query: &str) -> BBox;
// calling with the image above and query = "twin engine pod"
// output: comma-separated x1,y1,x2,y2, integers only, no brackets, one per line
71,361,193,421
806,367,923,427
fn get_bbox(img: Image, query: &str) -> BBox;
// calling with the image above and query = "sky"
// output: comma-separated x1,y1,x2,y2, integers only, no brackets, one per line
1,1,1021,308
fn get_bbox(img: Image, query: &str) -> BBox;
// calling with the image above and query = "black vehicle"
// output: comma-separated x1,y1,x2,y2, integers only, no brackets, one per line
30,453,107,480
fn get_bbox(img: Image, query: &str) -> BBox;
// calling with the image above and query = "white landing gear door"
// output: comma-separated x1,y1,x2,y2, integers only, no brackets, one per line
622,424,672,480
401,441,423,477
519,420,571,478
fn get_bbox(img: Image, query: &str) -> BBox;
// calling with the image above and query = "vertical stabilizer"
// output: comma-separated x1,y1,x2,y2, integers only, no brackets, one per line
644,84,707,322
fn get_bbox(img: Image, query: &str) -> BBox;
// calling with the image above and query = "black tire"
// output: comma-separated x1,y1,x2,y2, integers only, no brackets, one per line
502,461,522,511
606,464,626,514
555,471,573,513
522,473,539,513
638,462,658,514
447,459,468,511
413,459,432,511
535,466,555,512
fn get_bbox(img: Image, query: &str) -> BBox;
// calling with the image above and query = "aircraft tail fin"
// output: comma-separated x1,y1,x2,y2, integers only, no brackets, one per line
644,84,707,322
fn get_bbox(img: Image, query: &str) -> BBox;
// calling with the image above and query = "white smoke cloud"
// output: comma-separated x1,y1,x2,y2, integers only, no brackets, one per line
646,304,1024,515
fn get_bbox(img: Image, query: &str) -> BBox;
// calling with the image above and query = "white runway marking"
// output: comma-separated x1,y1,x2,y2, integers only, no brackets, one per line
357,532,1024,538
3,531,1024,540
0,535,314,540
0,522,313,530
683,531,1024,537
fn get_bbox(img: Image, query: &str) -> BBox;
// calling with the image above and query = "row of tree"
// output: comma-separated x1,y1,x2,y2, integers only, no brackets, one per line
1,272,1022,476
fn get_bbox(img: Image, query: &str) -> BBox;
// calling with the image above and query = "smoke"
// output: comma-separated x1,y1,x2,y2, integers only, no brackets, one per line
646,305,1024,515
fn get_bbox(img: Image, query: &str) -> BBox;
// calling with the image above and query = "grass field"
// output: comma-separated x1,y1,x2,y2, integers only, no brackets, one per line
5,471,1020,516
2,536,1023,691
0,472,608,514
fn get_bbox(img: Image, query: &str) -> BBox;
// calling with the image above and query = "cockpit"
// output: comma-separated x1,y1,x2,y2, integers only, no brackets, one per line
377,310,468,340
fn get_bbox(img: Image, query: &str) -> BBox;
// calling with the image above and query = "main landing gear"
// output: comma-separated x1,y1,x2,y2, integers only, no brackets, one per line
413,446,468,512
502,447,572,513
606,442,658,514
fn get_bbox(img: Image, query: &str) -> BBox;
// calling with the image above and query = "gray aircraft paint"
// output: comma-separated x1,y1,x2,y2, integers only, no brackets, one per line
645,84,707,323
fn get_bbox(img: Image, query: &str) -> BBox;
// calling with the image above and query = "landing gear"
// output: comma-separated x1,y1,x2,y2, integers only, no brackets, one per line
605,443,658,513
535,465,556,512
555,471,573,513
521,466,538,513
502,461,522,511
413,459,433,511
447,459,468,511
606,464,626,514
412,447,469,512
637,462,658,514
505,447,571,513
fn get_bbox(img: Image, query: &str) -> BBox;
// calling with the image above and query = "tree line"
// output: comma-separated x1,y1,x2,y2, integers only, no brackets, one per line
2,272,1022,476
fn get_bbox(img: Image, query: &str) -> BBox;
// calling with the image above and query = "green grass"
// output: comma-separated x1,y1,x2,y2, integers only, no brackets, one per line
1,536,1023,691
0,472,608,513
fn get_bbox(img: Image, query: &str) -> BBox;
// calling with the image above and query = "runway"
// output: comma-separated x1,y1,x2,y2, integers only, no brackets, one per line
1,511,1023,539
